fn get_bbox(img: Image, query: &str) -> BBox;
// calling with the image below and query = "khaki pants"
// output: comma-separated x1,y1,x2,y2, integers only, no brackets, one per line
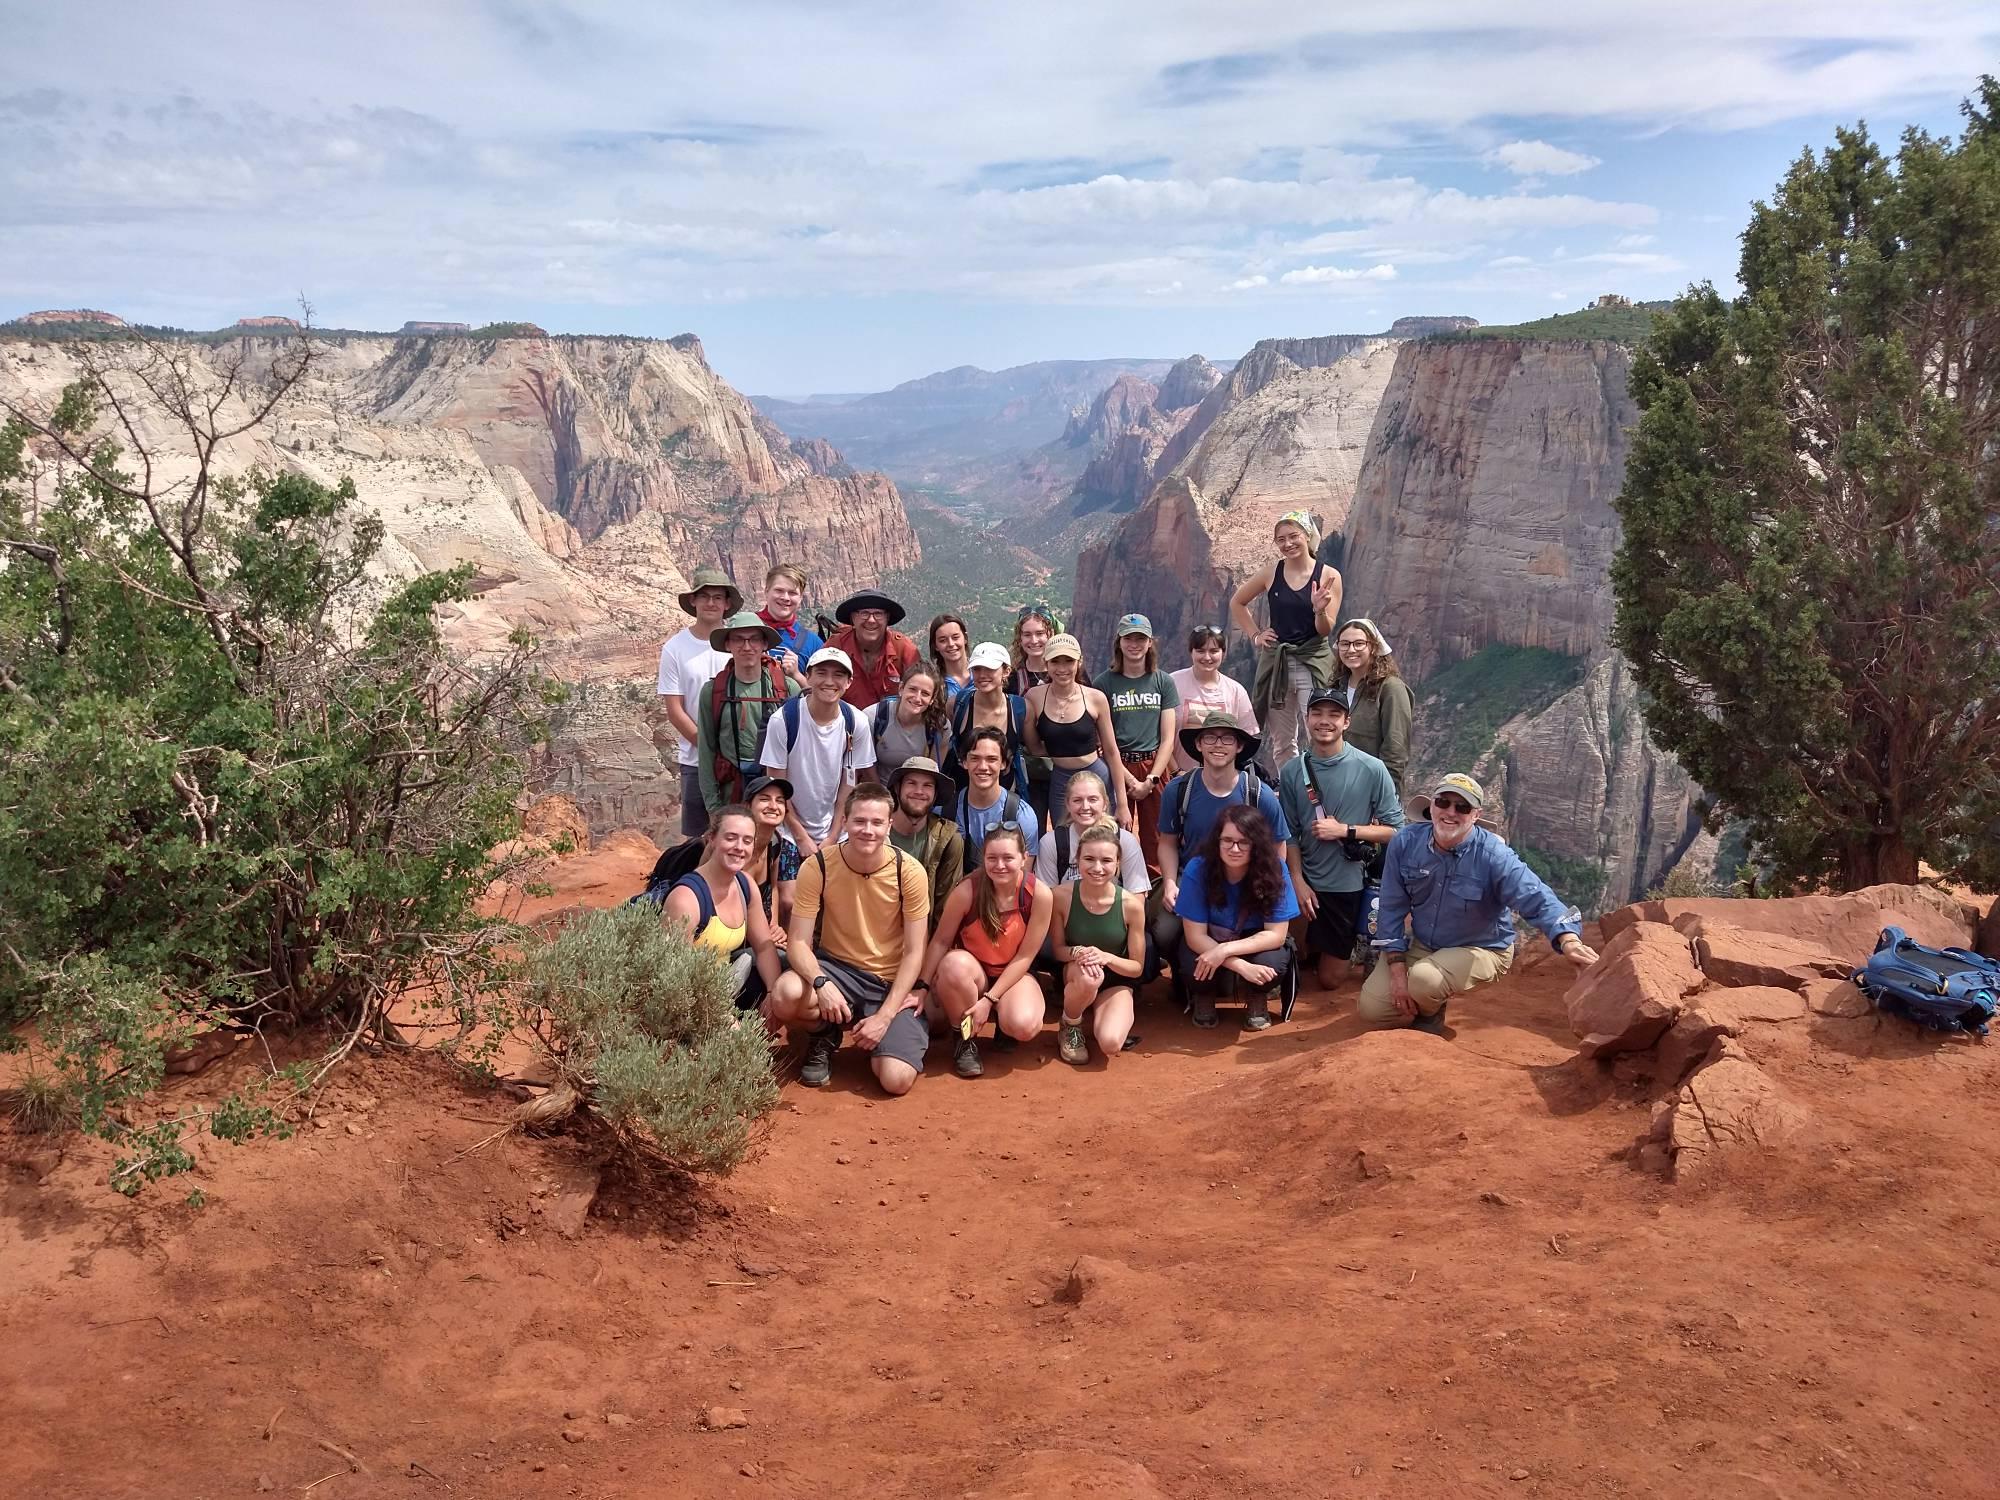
1357,941,1513,1026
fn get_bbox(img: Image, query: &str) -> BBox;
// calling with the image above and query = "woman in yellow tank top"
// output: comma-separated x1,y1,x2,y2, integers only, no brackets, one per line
662,806,784,1017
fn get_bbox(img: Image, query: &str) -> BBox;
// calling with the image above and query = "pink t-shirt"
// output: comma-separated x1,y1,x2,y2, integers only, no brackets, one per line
1170,668,1258,734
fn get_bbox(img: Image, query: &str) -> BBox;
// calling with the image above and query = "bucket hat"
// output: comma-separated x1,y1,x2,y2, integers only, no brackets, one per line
1177,711,1261,769
709,610,782,651
676,566,742,616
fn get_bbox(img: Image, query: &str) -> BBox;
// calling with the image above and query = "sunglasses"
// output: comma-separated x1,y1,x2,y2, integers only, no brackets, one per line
1016,604,1057,625
1432,795,1474,815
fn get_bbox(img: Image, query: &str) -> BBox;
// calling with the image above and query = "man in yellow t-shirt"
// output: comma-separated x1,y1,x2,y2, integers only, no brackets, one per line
767,782,931,1094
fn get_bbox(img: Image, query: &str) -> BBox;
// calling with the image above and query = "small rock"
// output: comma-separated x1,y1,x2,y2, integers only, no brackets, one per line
1479,1191,1521,1208
1511,1468,1530,1481
1355,1148,1395,1180
740,1461,764,1477
255,1476,275,1493
1027,1292,1047,1308
703,1406,751,1431
560,1427,592,1444
344,1122,362,1137
834,1155,852,1165
735,1258,783,1278
564,1408,586,1421
604,1412,634,1428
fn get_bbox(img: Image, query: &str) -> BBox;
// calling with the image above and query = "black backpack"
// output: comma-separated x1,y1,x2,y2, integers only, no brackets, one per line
631,837,706,907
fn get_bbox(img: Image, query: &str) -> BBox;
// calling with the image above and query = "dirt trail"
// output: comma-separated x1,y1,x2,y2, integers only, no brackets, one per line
5,942,1999,1499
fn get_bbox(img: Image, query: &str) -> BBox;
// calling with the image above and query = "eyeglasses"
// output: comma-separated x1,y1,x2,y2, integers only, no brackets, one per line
1218,836,1252,850
1432,796,1474,815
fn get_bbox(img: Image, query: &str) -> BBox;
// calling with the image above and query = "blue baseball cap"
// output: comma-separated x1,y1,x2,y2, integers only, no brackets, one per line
1115,613,1153,638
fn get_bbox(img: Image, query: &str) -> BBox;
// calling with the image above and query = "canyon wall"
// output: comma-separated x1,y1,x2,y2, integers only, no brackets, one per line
1072,338,1401,652
0,331,919,840
1074,332,1699,909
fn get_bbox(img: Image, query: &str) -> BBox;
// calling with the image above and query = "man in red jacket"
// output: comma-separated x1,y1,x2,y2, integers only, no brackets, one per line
827,589,920,709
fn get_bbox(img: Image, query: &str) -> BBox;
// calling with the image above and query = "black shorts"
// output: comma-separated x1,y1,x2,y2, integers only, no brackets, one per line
1305,888,1365,960
813,952,928,1072
1175,937,1294,995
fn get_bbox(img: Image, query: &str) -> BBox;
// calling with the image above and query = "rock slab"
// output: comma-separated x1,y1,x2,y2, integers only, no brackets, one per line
1564,921,1705,1057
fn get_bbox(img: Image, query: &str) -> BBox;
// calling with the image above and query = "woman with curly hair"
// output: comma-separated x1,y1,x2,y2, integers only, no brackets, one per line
869,664,952,781
928,612,973,704
1173,803,1298,1031
1332,618,1414,790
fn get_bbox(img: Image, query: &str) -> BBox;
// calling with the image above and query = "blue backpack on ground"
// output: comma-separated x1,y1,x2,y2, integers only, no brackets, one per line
1854,926,2000,1038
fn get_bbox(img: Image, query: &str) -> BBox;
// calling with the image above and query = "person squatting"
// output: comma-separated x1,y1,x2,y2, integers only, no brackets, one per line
651,541,1599,1095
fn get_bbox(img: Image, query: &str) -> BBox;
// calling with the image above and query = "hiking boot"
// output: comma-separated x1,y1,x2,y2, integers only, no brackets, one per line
989,1025,1019,1052
953,1033,984,1079
799,1025,840,1087
1191,994,1218,1028
1243,995,1272,1031
1057,1017,1089,1065
1411,1002,1449,1036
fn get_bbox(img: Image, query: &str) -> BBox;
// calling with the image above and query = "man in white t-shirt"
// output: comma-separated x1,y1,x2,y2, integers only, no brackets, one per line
657,567,739,837
760,647,878,853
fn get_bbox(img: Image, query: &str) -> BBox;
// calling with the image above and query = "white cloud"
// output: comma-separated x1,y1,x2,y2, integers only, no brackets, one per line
1487,254,1534,268
1486,140,1602,177
1279,263,1397,284
1615,233,1657,248
1226,274,1270,290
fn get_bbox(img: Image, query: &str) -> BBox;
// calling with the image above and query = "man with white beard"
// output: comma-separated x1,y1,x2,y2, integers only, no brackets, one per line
1360,773,1598,1032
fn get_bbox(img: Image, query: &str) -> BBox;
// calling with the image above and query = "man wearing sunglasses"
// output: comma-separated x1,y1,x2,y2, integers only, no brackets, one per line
1360,773,1597,1033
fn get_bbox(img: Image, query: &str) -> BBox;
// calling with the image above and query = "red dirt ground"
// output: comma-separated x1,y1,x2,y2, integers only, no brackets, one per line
6,906,2000,1498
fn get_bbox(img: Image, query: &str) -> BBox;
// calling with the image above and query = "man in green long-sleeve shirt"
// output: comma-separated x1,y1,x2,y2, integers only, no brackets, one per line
698,612,794,816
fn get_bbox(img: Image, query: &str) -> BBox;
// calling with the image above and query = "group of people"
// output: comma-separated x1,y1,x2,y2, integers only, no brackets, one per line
653,511,1599,1095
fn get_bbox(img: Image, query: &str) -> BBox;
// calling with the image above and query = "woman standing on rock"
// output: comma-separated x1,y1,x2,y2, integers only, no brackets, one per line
1230,511,1340,771
920,825,1054,1078
1024,634,1127,830
661,804,786,1015
1051,822,1147,1064
929,613,973,704
1332,618,1413,791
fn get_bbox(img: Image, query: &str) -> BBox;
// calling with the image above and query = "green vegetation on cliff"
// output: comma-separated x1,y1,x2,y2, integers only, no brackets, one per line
1440,303,1666,345
1516,842,1609,913
879,494,1068,648
1413,645,1590,775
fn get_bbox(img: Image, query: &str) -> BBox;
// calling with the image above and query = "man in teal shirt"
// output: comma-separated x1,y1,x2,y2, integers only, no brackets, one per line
1279,687,1404,990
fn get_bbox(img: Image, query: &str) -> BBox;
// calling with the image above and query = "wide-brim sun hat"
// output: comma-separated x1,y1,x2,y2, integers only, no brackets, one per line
709,610,781,651
834,589,907,627
968,641,1010,672
1177,711,1261,768
676,566,743,616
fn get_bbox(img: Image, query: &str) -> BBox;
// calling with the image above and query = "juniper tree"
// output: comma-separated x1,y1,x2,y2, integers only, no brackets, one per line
1613,78,2000,891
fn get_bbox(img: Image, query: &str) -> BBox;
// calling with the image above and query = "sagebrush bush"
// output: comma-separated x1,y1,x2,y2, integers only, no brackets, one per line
523,903,777,1174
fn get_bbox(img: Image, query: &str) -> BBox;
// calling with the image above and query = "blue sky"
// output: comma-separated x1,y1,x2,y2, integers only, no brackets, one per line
2,3,1992,393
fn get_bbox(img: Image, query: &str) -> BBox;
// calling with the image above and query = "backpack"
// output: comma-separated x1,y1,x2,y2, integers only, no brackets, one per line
775,695,857,775
631,837,708,907
874,696,950,764
1174,768,1253,828
706,664,789,801
950,691,1027,784
808,846,907,951
956,789,1024,874
1855,926,2000,1038
666,868,755,954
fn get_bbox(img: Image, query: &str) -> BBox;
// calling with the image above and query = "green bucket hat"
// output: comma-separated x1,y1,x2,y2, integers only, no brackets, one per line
709,610,781,651
676,567,743,615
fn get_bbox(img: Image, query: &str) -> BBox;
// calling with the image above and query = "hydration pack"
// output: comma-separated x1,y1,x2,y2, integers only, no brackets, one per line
1854,926,1999,1038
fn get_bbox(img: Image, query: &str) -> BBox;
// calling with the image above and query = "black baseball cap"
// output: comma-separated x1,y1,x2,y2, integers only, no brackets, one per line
1307,686,1350,712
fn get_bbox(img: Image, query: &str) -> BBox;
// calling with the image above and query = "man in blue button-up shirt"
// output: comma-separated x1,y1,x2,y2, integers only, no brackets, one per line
1361,773,1598,1032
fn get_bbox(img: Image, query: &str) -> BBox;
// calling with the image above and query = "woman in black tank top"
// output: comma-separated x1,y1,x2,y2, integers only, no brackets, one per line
1229,510,1343,770
1023,634,1127,831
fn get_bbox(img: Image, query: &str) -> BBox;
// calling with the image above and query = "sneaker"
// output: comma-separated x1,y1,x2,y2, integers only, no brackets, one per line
1191,995,1219,1029
953,1033,984,1079
1410,1002,1449,1036
799,1026,840,1087
1058,1017,1089,1065
1243,996,1272,1031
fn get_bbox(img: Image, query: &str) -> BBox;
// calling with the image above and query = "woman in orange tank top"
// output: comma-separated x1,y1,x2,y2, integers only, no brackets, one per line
916,825,1053,1079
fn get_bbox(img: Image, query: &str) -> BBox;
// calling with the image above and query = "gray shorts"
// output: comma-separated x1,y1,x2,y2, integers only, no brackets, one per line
815,953,928,1073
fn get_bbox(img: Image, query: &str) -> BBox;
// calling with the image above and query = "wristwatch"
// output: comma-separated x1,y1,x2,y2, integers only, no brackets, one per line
811,974,834,991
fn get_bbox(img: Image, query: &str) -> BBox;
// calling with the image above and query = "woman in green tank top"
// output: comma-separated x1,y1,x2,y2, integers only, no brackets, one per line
1051,821,1148,1066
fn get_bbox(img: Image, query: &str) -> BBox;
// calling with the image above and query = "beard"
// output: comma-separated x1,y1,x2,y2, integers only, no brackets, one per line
1430,817,1475,850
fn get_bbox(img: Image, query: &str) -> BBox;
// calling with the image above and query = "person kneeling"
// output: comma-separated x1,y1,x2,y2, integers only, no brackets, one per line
766,783,931,1094
1051,822,1148,1064
1360,773,1598,1034
660,805,786,1014
918,826,1053,1079
1175,805,1298,1031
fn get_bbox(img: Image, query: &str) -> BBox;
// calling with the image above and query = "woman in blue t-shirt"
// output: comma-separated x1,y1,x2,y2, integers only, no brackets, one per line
1174,804,1297,1031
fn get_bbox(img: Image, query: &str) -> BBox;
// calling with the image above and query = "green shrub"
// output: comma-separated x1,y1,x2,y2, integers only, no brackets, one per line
1,339,539,1191
522,904,776,1175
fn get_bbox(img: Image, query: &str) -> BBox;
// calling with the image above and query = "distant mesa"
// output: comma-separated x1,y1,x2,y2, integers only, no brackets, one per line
17,308,127,327
233,315,302,329
1154,353,1222,412
400,320,471,335
1386,315,1479,337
